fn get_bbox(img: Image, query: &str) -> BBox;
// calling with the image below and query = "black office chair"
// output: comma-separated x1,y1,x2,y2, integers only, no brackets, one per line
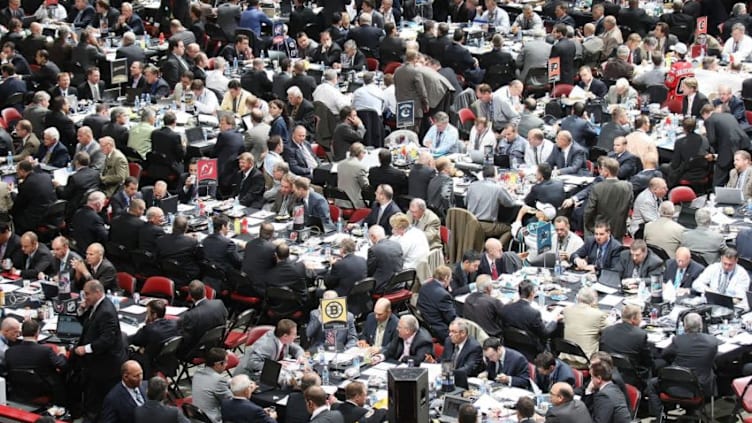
347,278,375,322
656,366,711,423
176,325,226,387
503,327,541,362
182,403,214,423
153,335,183,394
7,368,54,405
647,244,671,262
552,338,590,370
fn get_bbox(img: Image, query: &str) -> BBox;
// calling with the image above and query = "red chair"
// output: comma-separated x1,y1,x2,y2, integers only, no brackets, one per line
245,325,275,347
0,117,7,130
366,57,379,71
311,143,327,160
227,268,263,311
329,204,342,222
348,207,371,224
621,236,633,247
625,383,641,420
746,111,752,125
1,107,21,127
225,351,239,375
372,269,415,312
732,375,752,422
141,276,175,304
129,162,143,180
440,226,449,245
383,62,401,74
117,272,137,295
458,108,476,125
528,363,536,381
0,405,67,423
224,309,257,351
571,368,584,389
669,186,697,204
433,342,444,359
551,83,574,98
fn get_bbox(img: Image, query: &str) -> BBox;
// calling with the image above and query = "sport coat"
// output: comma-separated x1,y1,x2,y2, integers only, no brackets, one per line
464,292,505,339
100,380,148,423
364,201,401,236
325,254,367,297
417,279,457,339
306,309,358,350
484,346,530,388
440,336,483,377
221,397,276,423
236,330,304,374
599,321,653,369
76,293,127,383
151,127,185,170
241,238,276,296
368,165,408,198
682,92,710,118
233,167,265,209
546,142,588,175
360,313,398,348
545,399,595,423
70,206,108,253
661,332,719,395
178,299,228,356
589,381,632,423
613,249,665,280
584,179,633,239
382,327,433,364
367,238,403,292
336,157,369,209
134,400,188,423
499,299,555,353
663,258,704,289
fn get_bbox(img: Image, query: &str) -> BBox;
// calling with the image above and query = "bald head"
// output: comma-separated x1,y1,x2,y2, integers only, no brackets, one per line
374,298,392,323
485,238,502,259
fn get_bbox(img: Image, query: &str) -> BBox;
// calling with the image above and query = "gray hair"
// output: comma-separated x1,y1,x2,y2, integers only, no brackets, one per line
576,286,598,305
214,57,226,70
659,200,675,217
286,85,303,98
33,91,50,104
410,198,427,211
695,207,712,227
273,161,289,173
229,374,252,395
643,36,658,48
141,107,156,121
87,191,106,206
683,312,703,333
733,2,747,16
433,111,449,123
733,22,747,33
343,39,358,51
359,12,372,25
323,69,338,82
615,78,630,90
368,224,386,240
450,318,469,334
616,45,630,58
122,31,136,45
400,314,419,333
43,127,59,141
476,274,492,293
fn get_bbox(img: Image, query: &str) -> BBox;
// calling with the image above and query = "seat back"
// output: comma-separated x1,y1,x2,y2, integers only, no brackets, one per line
625,383,641,419
658,366,704,400
611,353,645,389
465,319,489,344
141,276,175,304
7,369,52,402
553,338,590,364
645,85,669,105
669,186,697,204
225,267,251,292
128,162,143,180
117,272,137,295
502,327,540,362
348,207,371,224
647,244,670,261
384,269,416,294
182,403,214,423
347,278,375,320
264,286,305,322
446,208,485,263
246,325,275,346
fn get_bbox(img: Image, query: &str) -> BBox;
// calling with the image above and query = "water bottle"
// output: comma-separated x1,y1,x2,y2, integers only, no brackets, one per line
352,355,360,377
447,15,452,24
337,216,343,233
538,289,545,307
144,33,150,47
322,364,330,385
580,273,589,287
362,221,368,236
511,156,518,170
67,161,73,172
746,199,752,216
145,93,151,105
134,96,140,112
207,216,214,233
638,279,647,301
6,151,12,168
554,256,562,277
233,57,238,73
677,321,685,335
480,379,488,396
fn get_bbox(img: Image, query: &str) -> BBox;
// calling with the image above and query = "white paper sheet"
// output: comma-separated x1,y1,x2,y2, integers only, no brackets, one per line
121,305,147,314
166,306,188,316
592,283,618,295
599,295,623,307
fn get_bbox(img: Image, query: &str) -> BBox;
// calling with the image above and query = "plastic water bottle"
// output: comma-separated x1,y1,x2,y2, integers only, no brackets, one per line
511,156,518,170
554,256,562,277
6,151,12,168
677,321,685,335
322,363,330,385
362,221,368,236
207,216,214,233
144,33,150,47
233,57,238,73
638,279,647,301
134,96,140,112
746,199,752,216
337,216,343,233
145,93,151,105
538,289,546,307
352,355,360,377
67,161,73,172
580,273,589,287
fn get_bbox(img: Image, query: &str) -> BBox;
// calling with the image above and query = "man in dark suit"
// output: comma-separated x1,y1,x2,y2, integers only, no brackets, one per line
34,126,70,168
177,280,228,358
584,159,633,240
618,0,656,36
681,77,709,118
284,126,319,177
5,319,67,404
143,65,170,99
128,299,179,377
366,225,403,292
331,106,367,162
305,386,345,423
113,3,145,35
151,111,185,173
49,72,78,99
264,242,309,302
499,281,557,354
15,231,54,279
571,220,623,274
160,39,190,88
608,137,642,180
549,24,576,85
202,215,242,272
68,0,96,27
56,152,101,219
100,360,148,423
436,318,483,377
73,280,127,422
346,14,383,56
547,130,588,176
613,240,665,281
312,31,343,66
586,361,632,423
377,314,433,364
11,161,56,236
77,67,106,101
0,222,23,269
72,242,117,292
368,149,408,198
221,374,277,423
109,177,141,219
559,103,599,148
417,266,457,339
450,251,480,296
287,89,316,134
241,58,273,101
241,222,276,297
599,304,653,371
232,153,265,208
480,337,530,388
292,177,333,230
283,61,317,101
116,32,147,67
134,376,189,423
71,30,105,75
443,31,476,75
155,216,203,286
363,184,401,236
325,238,367,297
110,199,146,251
333,380,387,423
524,163,566,208
359,298,399,349
646,312,719,418
408,152,436,200
81,104,110,140
463,275,505,339
27,49,60,92
70,191,109,253
545,383,595,423
701,105,751,186
479,35,516,90
214,115,245,191
577,67,608,99
379,23,405,64
215,0,240,42
664,247,705,292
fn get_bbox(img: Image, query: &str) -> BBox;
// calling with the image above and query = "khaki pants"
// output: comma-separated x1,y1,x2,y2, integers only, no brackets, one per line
479,221,512,249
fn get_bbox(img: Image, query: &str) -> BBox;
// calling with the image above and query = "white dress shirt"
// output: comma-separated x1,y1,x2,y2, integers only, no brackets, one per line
393,226,430,270
352,83,386,115
313,82,351,114
524,139,555,167
692,262,751,310
194,89,220,114
723,34,752,61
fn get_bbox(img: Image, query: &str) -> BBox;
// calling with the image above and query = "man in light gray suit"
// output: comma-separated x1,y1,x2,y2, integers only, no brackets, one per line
681,208,727,264
336,142,369,208
235,319,304,376
417,59,455,116
306,291,358,351
306,386,345,423
191,348,232,423
516,30,551,84
644,201,686,259
22,91,50,139
74,126,105,170
393,50,428,133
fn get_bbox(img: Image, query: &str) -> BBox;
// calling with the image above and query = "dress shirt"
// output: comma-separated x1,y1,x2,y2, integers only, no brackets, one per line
692,263,751,309
400,333,416,360
423,125,460,156
384,85,396,115
393,226,430,270
264,151,283,177
468,126,496,152
512,12,543,34
686,93,695,115
524,139,555,167
313,82,351,114
352,83,386,115
496,135,526,161
194,89,220,114
205,71,231,97
492,86,521,125
723,34,752,61
481,7,510,32
374,321,387,347
124,382,145,405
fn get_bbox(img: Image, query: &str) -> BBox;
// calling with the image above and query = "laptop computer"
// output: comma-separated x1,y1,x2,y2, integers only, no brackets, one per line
54,314,83,343
158,195,178,215
310,216,336,234
468,150,484,164
125,87,140,105
256,358,282,392
185,127,206,145
493,153,510,169
102,87,120,103
439,395,473,423
40,281,59,299
598,269,622,289
715,187,745,205
705,290,736,309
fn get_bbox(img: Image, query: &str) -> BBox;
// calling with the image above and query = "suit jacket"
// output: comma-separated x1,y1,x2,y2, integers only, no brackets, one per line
134,400,188,423
517,39,551,83
311,410,345,423
545,399,595,423
571,237,622,273
367,238,403,292
0,75,26,108
682,92,710,118
450,262,476,297
283,140,319,177
705,111,750,170
536,359,575,391
382,327,433,364
191,367,231,423
76,80,106,101
360,313,398,348
379,35,405,64
681,227,726,264
577,78,608,98
241,238,276,296
56,166,100,216
161,53,189,88
597,122,630,151
215,2,240,40
485,346,530,389
77,293,126,382
35,140,70,168
233,167,265,210
151,127,185,169
332,400,386,423
589,381,632,423
629,169,663,198
5,340,66,385
463,292,505,339
11,170,55,233
546,142,588,176
618,7,655,37
22,104,48,138
202,233,242,271
110,213,145,251
562,304,607,360
307,309,358,350
443,42,475,74
613,249,665,280
237,330,304,374
1,234,23,269
221,397,276,423
550,38,576,84
440,336,483,377
644,217,686,259
364,201,401,236
70,206,108,252
393,63,428,118
77,258,117,292
499,299,555,352
100,380,148,423
417,279,457,339
608,151,642,180
101,149,129,197
178,299,227,356
524,179,565,208
240,68,273,101
115,44,146,68
599,321,653,369
144,78,171,99
325,254,367,297
368,165,408,198
128,318,179,369
81,113,109,140
332,123,366,162
102,122,129,151
584,179,633,239
155,233,203,283
662,332,719,395
408,163,435,200
283,74,317,101
336,157,369,209
265,258,309,302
